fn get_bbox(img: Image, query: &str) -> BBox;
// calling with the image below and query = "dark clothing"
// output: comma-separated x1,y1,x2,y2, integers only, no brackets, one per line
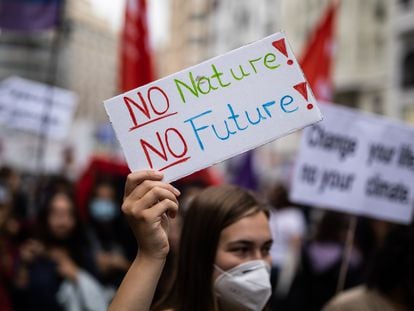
13,248,97,311
22,257,63,311
272,242,364,311
0,236,19,311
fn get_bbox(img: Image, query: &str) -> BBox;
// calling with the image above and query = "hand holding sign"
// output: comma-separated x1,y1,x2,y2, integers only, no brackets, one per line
122,170,180,259
104,32,322,182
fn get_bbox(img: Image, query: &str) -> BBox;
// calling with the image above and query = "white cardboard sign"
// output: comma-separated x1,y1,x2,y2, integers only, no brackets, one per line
290,103,414,224
0,76,77,140
104,32,322,182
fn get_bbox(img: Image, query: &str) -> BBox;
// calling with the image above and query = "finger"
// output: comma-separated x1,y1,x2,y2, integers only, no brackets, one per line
124,170,164,197
138,186,179,209
128,180,180,201
143,198,179,220
122,186,178,217
131,187,178,214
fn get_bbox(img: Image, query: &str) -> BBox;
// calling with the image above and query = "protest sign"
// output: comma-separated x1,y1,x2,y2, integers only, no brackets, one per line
0,76,77,140
104,32,322,182
290,103,414,224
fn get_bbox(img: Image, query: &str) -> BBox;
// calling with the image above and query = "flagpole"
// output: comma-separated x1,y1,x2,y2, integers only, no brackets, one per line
336,215,358,293
35,0,66,174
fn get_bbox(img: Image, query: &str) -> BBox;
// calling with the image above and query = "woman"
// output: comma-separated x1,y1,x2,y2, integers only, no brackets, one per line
16,190,107,310
109,170,273,311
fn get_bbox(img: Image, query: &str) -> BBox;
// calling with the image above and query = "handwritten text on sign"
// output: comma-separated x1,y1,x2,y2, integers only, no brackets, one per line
290,103,414,224
104,32,322,182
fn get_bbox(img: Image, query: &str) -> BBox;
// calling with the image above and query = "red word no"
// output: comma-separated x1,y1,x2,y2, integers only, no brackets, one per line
140,128,191,171
124,86,177,131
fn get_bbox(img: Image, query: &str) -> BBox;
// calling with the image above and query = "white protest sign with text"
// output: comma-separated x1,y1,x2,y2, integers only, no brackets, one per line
290,103,414,224
105,32,322,182
0,76,77,140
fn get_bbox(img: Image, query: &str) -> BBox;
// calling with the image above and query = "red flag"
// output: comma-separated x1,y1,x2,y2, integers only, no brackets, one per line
120,0,154,92
299,2,338,101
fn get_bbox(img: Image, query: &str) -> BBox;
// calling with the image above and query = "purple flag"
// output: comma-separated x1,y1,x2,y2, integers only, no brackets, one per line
231,151,258,191
0,0,61,31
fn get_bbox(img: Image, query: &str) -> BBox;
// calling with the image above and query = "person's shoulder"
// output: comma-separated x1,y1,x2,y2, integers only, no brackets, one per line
323,286,399,311
322,286,368,311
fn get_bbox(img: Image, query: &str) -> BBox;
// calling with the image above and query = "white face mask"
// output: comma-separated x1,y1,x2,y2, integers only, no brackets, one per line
214,260,272,311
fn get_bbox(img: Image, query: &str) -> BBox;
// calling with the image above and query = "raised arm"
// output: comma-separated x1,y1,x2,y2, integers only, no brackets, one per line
109,170,180,311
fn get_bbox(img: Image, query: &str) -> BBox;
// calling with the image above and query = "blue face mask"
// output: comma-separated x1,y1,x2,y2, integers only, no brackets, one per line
89,199,117,222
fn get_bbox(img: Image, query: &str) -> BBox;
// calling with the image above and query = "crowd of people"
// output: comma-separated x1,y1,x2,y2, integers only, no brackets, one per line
0,165,134,310
0,164,413,311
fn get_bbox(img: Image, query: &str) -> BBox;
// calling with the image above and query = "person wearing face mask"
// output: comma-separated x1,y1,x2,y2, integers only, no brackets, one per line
109,170,273,311
87,181,134,295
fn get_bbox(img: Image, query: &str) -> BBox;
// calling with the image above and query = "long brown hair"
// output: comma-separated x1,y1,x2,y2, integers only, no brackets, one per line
154,184,268,311
37,190,88,266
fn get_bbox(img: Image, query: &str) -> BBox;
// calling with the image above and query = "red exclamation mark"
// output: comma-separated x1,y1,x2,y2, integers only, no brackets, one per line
272,38,293,65
293,82,313,110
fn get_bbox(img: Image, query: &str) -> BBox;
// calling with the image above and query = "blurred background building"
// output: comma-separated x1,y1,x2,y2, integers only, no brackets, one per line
0,0,118,122
161,0,393,114
65,0,118,122
281,0,391,116
392,0,414,123
0,0,119,174
156,0,215,76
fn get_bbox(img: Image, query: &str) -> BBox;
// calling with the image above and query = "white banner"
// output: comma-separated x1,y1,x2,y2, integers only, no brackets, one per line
105,32,322,182
290,103,414,224
0,76,77,140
